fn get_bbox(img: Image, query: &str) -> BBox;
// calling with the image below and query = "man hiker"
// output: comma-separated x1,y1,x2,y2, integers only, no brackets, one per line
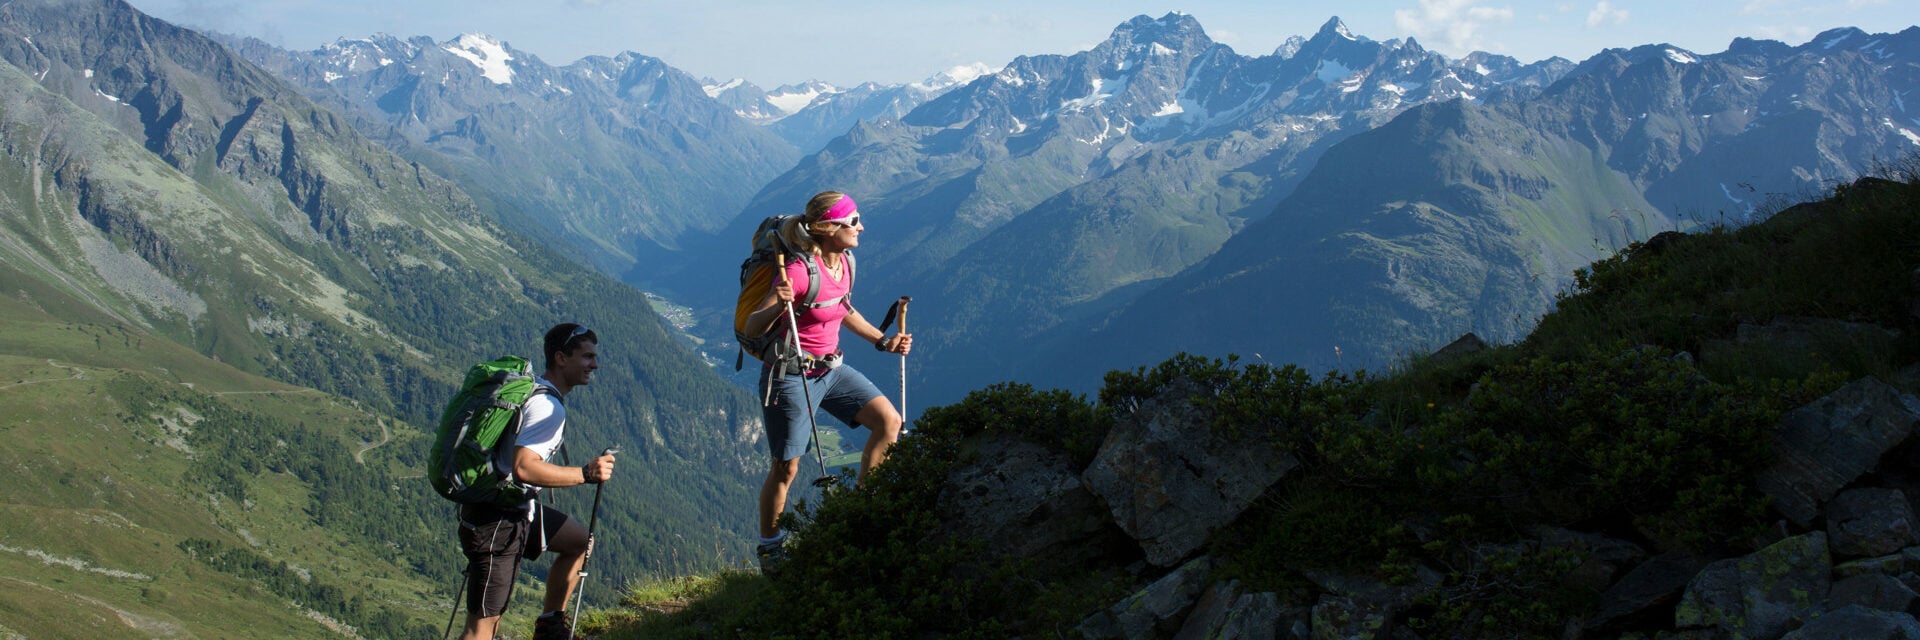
458,323,618,640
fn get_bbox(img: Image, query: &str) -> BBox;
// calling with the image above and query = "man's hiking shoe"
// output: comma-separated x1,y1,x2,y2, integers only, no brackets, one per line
533,610,584,640
757,540,790,576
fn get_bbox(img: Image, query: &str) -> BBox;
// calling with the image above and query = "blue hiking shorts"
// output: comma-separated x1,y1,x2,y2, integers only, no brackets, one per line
758,363,884,462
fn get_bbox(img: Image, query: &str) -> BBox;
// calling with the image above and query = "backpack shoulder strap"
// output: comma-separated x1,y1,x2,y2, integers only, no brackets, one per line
843,251,856,310
794,253,825,308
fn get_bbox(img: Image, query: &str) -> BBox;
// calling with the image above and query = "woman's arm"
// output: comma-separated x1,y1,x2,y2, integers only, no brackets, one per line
741,279,794,339
844,308,912,354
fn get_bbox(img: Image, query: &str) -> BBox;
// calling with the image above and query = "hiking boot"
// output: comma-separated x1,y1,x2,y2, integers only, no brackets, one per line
756,540,791,576
533,610,584,640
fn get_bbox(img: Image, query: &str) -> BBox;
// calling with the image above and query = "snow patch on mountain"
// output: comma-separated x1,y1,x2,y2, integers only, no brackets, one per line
704,78,745,98
766,83,840,115
1316,59,1357,84
1720,183,1757,217
913,63,998,92
1062,78,1115,112
444,33,514,85
1886,118,1920,145
1665,48,1698,65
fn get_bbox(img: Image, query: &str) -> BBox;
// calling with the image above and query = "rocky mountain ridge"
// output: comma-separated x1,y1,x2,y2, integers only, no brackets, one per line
225,28,800,273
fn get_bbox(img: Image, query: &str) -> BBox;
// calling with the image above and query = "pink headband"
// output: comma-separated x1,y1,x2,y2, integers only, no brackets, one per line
821,195,858,222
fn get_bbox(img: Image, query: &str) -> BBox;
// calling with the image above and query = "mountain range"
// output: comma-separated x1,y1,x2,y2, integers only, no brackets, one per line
223,30,800,275
672,14,1919,407
2,1,1918,634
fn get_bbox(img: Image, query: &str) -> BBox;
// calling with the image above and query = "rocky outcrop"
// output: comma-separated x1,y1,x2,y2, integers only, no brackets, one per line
1085,377,1301,567
1048,374,1920,639
1078,556,1217,640
938,434,1134,570
1755,377,1920,527
1675,532,1832,638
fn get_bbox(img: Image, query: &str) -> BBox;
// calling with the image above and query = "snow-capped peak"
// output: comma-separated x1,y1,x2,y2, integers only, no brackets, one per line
1664,46,1698,65
443,33,514,85
912,63,999,92
704,78,746,98
765,82,842,116
1320,16,1355,41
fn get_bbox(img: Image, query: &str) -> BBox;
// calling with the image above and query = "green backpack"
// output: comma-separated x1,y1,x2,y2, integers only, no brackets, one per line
427,355,554,506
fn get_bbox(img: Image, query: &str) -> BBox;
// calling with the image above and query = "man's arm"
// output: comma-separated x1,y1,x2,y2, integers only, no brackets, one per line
513,447,615,488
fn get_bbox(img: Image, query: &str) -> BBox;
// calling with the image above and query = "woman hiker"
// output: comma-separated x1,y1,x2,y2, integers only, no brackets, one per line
739,190,912,574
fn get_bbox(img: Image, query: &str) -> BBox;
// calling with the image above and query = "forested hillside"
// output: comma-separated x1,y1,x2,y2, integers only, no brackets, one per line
0,0,779,622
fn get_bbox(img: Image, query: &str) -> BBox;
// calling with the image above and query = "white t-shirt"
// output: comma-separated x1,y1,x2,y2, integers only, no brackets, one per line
508,376,565,516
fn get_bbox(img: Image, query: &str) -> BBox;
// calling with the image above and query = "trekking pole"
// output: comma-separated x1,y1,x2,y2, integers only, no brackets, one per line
568,445,620,639
878,297,912,428
441,566,468,640
789,303,835,489
896,297,910,424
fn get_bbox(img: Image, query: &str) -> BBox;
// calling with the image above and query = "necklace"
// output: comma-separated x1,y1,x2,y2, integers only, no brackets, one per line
820,253,845,279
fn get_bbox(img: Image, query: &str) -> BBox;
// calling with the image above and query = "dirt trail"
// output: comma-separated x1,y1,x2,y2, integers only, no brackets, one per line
353,419,392,464
0,359,84,391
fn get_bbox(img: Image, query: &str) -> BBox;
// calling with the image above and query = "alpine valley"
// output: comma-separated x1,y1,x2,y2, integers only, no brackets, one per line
0,0,1917,636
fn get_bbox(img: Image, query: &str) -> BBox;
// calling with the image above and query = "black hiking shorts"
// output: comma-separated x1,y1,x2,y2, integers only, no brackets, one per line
457,502,589,617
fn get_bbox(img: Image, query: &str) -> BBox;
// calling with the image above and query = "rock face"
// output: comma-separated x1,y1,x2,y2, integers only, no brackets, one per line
1829,488,1920,559
1755,377,1920,527
938,434,1134,569
1780,605,1920,639
1084,377,1301,566
989,372,1920,639
1676,532,1833,638
1078,556,1217,640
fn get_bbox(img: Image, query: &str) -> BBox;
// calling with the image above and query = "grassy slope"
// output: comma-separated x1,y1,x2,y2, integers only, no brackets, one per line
0,289,456,638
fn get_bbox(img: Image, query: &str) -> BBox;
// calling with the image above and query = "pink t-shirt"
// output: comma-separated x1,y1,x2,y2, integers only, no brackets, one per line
784,254,851,357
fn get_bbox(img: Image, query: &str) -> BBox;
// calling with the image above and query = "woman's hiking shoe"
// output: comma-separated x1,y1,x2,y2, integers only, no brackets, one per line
757,540,790,576
533,610,585,640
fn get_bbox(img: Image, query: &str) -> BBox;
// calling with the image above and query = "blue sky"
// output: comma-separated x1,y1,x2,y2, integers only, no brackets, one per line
128,0,1919,87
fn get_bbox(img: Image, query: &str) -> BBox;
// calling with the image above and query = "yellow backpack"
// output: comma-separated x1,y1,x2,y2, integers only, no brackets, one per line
732,215,854,369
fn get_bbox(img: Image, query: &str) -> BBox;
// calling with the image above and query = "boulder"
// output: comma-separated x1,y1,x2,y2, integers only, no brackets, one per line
1837,551,1917,580
1590,552,1708,630
1430,333,1487,361
1078,556,1215,640
1676,532,1832,639
1084,377,1300,566
1171,581,1301,640
1755,377,1920,527
938,434,1133,570
1780,605,1920,640
1829,488,1920,559
1828,573,1920,616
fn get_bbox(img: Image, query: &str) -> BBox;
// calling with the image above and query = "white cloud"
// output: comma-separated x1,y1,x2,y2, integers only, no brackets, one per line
1393,0,1517,54
1752,24,1819,44
1585,1,1629,27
